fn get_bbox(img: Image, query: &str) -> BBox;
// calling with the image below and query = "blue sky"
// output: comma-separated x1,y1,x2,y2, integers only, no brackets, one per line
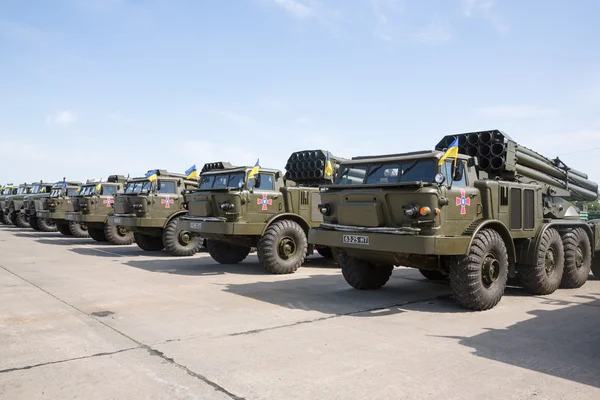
1,0,600,184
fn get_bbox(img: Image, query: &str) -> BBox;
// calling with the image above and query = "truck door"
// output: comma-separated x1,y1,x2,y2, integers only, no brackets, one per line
247,173,282,223
151,179,180,219
442,160,479,221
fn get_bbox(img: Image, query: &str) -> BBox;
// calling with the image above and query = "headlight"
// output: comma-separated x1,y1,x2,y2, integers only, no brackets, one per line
403,204,419,218
318,203,331,216
219,202,234,211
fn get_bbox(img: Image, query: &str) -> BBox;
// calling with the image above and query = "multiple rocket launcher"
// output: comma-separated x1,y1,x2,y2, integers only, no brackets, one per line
435,130,599,202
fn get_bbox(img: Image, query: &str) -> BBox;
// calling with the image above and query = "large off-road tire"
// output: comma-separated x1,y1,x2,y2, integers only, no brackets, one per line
56,223,73,236
134,232,164,251
38,218,57,232
69,221,90,238
419,269,448,281
560,228,591,289
2,213,11,225
15,211,30,228
88,227,108,242
9,212,18,226
257,220,308,274
449,229,509,311
29,215,41,231
104,224,134,245
0,211,8,225
206,240,251,264
162,217,202,256
520,228,564,295
340,254,394,290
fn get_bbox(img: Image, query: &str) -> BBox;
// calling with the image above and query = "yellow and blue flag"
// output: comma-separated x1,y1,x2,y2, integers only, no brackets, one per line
248,159,260,179
96,178,103,191
438,137,459,165
185,164,199,180
325,152,334,177
145,169,158,182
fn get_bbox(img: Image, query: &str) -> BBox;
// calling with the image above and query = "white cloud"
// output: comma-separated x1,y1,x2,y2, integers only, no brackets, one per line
412,18,453,45
46,110,77,125
477,105,558,119
273,0,313,20
462,0,509,34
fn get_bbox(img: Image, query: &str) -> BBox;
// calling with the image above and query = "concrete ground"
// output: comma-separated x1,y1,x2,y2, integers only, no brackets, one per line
0,226,599,400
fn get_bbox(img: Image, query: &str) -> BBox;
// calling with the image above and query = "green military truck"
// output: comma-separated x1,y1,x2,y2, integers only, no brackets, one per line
179,151,343,274
22,181,59,232
309,130,600,311
107,169,203,256
0,184,18,225
37,181,87,237
3,183,33,228
65,175,134,244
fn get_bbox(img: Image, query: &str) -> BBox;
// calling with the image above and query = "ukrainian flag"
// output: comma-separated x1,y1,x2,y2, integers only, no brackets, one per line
248,159,260,179
96,178,103,191
325,152,334,177
145,169,158,182
438,137,459,165
185,164,199,180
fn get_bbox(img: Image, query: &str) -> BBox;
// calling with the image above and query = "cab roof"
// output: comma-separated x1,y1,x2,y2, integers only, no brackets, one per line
201,166,281,176
345,150,470,165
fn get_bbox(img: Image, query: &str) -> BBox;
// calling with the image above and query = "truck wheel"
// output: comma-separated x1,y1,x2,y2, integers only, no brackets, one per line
520,228,564,295
419,269,448,281
206,240,250,264
560,228,591,288
162,217,202,256
38,218,57,232
56,223,73,236
105,224,134,245
340,254,394,290
258,220,308,274
450,229,508,311
15,212,30,228
29,215,41,231
69,221,90,238
88,227,108,242
0,211,9,225
134,232,164,251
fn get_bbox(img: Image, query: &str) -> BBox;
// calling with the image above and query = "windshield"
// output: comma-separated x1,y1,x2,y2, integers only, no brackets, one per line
124,180,153,194
79,185,97,196
67,188,79,196
30,184,43,194
337,160,436,185
200,172,245,189
1,188,12,195
17,187,27,195
50,188,63,197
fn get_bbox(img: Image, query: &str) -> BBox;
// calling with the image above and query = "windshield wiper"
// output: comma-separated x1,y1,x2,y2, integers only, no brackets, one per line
400,160,419,180
367,164,384,177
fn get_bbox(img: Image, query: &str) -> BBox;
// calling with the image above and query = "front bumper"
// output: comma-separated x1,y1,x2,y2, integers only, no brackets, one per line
37,210,66,221
180,216,264,236
308,226,470,256
107,214,165,228
66,212,105,223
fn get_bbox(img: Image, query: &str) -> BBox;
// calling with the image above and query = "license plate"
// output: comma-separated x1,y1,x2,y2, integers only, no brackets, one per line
112,217,121,224
343,235,369,245
189,222,202,230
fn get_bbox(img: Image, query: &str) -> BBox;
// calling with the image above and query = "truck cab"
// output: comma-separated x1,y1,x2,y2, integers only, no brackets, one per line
4,183,33,227
107,169,203,256
0,185,18,225
37,182,85,237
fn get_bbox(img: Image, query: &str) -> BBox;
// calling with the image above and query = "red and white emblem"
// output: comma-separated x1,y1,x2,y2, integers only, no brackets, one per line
456,189,471,215
257,193,272,211
103,198,114,207
161,196,174,209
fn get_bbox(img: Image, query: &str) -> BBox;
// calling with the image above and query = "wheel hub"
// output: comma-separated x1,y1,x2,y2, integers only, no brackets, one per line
575,245,583,269
178,231,192,246
117,226,128,236
277,237,297,260
545,248,556,275
481,254,500,288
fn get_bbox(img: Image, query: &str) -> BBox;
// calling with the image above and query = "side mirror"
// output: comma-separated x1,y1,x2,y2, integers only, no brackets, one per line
254,174,261,189
453,166,464,182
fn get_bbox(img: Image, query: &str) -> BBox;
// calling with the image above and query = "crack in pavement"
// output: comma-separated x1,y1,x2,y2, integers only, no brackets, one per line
0,347,139,374
0,265,246,400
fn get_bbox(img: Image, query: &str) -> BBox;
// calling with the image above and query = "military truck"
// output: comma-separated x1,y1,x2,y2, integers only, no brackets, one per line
65,175,134,244
180,151,344,274
4,183,33,228
308,130,600,311
37,181,86,237
107,169,203,256
0,185,18,225
22,181,60,232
